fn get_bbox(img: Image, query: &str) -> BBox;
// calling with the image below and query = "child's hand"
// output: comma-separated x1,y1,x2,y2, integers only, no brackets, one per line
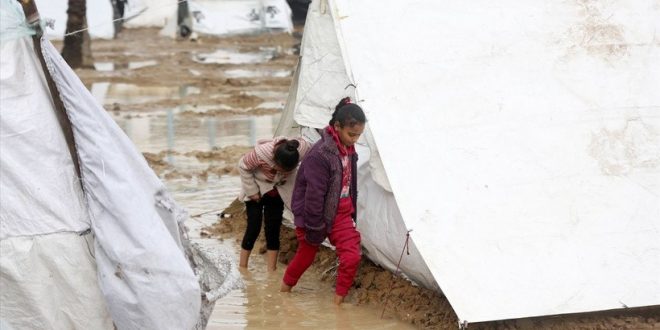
248,193,261,202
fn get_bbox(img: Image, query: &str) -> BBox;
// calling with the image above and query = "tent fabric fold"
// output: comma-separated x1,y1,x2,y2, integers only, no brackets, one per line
39,36,201,330
2,1,244,328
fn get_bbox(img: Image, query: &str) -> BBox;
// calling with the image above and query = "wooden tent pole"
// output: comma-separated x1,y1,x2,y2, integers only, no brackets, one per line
18,0,40,30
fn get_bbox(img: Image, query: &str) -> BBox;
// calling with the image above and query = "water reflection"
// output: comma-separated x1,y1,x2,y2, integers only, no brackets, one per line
110,110,280,153
95,81,414,329
110,109,280,168
91,82,200,105
196,220,415,330
128,60,159,70
185,202,414,330
224,69,291,78
94,60,159,72
244,90,287,99
255,101,284,109
193,49,276,65
94,62,115,72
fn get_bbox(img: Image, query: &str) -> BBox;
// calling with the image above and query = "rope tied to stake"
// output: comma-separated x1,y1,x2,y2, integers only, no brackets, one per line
380,229,412,319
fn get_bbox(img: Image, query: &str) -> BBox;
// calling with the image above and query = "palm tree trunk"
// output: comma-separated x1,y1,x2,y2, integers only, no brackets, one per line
62,0,94,69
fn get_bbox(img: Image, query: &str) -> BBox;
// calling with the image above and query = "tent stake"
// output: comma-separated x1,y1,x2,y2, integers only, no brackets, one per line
459,320,469,329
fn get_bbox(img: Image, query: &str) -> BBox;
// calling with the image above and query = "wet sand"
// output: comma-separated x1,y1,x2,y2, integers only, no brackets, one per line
71,27,660,329
208,201,660,330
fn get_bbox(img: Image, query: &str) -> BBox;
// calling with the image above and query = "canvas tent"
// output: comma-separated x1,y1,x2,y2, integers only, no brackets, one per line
127,0,293,38
277,0,660,325
0,1,239,328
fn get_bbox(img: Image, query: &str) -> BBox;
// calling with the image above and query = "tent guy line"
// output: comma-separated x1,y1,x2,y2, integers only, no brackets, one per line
380,229,413,319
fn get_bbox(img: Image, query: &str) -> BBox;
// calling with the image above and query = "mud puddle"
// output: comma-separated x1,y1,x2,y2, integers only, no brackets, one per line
185,191,415,330
91,82,200,105
224,68,292,79
110,109,280,153
176,175,415,329
193,48,279,65
85,29,418,329
94,60,159,72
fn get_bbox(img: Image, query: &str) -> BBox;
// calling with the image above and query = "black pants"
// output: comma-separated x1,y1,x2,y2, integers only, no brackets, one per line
241,193,284,251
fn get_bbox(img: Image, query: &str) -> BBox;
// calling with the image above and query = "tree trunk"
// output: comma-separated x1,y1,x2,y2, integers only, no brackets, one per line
111,0,126,37
62,0,94,69
177,0,192,38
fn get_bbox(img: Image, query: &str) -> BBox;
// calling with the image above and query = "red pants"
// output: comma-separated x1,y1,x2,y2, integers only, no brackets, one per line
283,198,361,296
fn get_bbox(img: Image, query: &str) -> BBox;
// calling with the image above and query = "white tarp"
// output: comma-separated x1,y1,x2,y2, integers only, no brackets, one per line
0,35,88,239
0,233,113,329
130,0,293,37
41,37,202,329
290,0,349,129
284,0,660,324
0,1,213,327
0,14,113,329
189,0,293,36
276,0,438,290
1,29,112,329
39,0,115,40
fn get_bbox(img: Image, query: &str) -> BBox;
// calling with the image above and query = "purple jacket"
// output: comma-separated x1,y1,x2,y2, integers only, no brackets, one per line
291,128,358,245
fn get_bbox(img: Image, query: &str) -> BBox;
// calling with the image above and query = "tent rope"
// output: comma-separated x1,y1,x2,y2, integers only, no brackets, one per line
190,209,225,218
380,229,412,319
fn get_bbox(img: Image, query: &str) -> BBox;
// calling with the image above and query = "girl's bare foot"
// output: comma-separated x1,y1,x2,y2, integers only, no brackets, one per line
239,249,251,269
334,294,344,305
266,250,278,272
280,282,292,293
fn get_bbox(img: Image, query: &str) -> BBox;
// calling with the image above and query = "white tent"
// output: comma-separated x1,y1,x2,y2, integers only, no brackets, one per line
38,0,293,40
278,0,660,325
37,0,147,40
127,0,293,38
38,0,115,40
1,1,239,328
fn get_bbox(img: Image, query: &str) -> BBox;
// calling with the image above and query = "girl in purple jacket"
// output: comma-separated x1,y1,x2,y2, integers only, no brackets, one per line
280,97,366,305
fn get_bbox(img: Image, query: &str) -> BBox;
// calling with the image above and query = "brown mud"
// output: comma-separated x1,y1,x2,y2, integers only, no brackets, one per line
204,201,660,330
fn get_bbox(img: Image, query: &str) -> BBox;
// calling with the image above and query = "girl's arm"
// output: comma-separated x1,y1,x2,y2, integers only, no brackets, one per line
238,150,261,198
302,154,330,245
297,138,312,159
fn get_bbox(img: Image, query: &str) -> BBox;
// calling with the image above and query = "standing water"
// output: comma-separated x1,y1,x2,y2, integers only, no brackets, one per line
94,82,414,329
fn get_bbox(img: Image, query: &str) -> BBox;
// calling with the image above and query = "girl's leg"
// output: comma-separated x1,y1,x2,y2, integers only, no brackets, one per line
240,200,263,268
263,193,284,271
281,227,319,291
328,207,361,300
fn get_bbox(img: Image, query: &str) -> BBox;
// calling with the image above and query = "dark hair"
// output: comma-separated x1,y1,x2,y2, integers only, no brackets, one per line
274,139,301,171
329,97,367,128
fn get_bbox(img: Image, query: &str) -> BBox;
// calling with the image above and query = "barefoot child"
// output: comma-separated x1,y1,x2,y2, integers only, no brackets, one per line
238,137,310,271
280,97,366,305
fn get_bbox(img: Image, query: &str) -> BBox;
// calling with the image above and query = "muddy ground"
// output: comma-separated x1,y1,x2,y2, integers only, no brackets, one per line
204,200,660,330
71,27,660,329
75,28,298,112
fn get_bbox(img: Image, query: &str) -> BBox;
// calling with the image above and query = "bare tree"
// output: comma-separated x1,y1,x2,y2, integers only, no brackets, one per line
61,0,94,68
111,0,127,36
